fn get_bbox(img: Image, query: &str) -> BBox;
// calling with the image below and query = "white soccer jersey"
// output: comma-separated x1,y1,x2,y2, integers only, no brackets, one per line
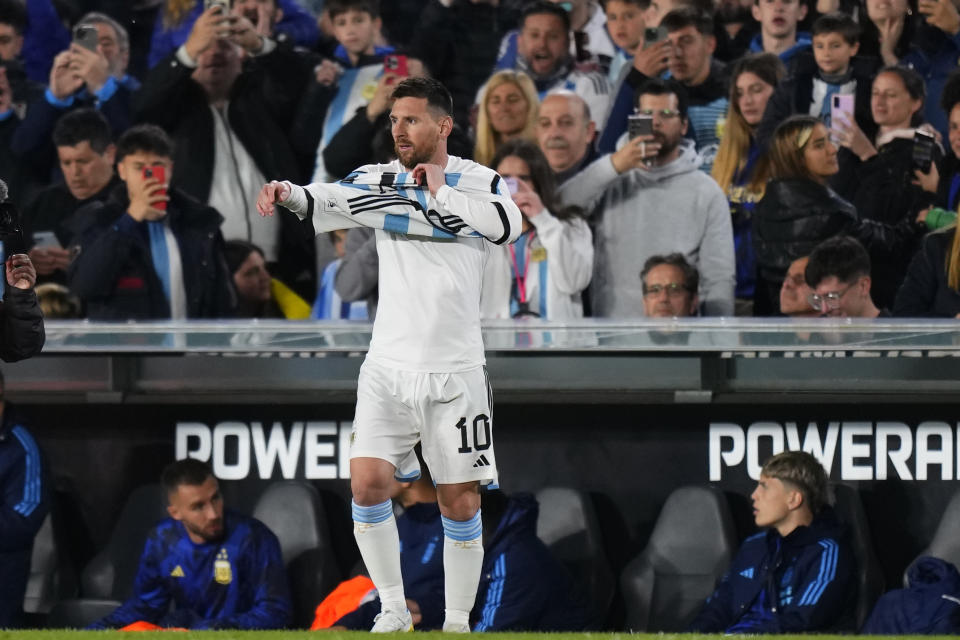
280,156,522,372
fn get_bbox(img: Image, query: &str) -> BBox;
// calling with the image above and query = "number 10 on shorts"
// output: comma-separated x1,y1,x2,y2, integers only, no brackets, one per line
455,415,491,453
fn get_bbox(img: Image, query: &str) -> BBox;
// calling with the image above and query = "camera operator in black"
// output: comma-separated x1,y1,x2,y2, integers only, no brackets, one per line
0,179,44,362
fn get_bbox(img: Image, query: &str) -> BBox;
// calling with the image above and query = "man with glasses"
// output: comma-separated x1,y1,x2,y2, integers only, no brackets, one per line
641,253,699,317
804,235,885,318
559,77,734,317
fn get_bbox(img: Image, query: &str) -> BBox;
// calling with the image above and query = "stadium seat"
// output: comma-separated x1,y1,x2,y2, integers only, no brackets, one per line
534,487,614,628
831,483,884,629
905,488,960,584
251,481,342,628
23,512,77,621
48,483,167,628
620,485,736,632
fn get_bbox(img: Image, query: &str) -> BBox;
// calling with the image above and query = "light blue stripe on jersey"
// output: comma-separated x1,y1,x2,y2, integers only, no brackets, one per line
539,258,548,319
383,213,410,234
323,68,360,148
476,554,507,630
12,426,42,517
444,173,462,187
442,510,482,541
799,539,838,605
352,499,393,524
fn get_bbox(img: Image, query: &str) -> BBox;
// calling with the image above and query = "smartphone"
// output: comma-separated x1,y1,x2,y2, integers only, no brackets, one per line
912,129,937,173
831,94,854,128
73,25,99,52
628,114,654,139
383,54,408,77
643,26,668,49
143,165,168,211
503,176,519,195
204,0,231,13
32,230,61,249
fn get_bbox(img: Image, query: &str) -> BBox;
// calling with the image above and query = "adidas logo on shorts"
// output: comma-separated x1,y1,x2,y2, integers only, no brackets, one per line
473,454,491,468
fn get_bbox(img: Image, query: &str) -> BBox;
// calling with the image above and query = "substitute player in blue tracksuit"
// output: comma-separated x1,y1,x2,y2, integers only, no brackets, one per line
89,459,291,630
689,450,855,633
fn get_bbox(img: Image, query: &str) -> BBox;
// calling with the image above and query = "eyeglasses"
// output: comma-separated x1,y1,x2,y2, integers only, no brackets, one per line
636,109,682,119
807,283,854,310
643,283,690,297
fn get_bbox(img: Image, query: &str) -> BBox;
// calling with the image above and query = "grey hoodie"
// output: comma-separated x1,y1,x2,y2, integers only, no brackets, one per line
558,140,735,317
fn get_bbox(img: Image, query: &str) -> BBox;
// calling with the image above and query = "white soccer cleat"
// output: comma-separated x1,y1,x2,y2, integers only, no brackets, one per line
442,622,471,633
371,608,414,633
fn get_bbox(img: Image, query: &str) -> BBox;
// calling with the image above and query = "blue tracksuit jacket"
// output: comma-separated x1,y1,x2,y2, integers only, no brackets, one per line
0,411,48,628
689,506,855,633
89,510,291,630
861,556,960,634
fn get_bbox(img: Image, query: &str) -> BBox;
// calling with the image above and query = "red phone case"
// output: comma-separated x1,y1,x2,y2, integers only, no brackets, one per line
143,166,167,211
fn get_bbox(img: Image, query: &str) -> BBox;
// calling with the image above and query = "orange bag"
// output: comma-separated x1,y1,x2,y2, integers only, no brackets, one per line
309,575,377,630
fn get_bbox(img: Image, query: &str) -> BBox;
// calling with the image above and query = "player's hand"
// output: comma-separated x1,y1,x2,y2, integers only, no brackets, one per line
6,254,36,290
611,134,660,173
919,0,960,35
48,51,84,100
511,179,544,220
127,176,169,222
185,6,231,60
411,164,445,197
632,40,671,78
28,246,71,275
69,43,111,93
257,180,291,216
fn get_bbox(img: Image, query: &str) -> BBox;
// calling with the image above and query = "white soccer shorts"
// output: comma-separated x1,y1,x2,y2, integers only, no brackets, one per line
350,360,498,487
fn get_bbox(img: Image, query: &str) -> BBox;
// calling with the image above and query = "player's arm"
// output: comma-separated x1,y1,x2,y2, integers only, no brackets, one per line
414,164,522,245
87,535,172,629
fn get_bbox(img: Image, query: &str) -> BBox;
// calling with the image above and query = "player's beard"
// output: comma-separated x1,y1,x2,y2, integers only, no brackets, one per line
652,130,681,159
395,135,440,170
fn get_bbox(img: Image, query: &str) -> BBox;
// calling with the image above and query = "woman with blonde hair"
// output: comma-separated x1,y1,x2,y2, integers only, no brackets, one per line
753,115,925,313
473,71,539,168
712,53,784,314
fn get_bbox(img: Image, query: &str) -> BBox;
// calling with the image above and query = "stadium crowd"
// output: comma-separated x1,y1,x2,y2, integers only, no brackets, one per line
2,0,960,321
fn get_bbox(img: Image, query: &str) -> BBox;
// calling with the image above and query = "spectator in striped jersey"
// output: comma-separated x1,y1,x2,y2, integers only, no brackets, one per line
660,8,729,173
689,450,856,633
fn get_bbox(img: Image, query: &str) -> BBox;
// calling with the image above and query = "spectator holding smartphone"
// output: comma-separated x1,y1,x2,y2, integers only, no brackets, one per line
480,139,593,320
66,124,236,320
148,0,319,68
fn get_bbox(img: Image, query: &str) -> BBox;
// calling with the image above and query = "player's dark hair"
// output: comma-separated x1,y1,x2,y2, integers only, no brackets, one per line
116,124,174,162
635,77,689,121
804,235,871,288
641,253,699,293
661,7,714,36
0,0,26,35
326,0,380,20
391,77,454,119
161,459,214,499
607,0,651,9
811,11,860,45
521,1,571,33
52,108,113,155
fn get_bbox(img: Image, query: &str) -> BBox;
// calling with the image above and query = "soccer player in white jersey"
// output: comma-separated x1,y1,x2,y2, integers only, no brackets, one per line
257,77,522,633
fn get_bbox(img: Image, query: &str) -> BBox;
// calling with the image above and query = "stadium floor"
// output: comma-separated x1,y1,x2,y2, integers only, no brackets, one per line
2,633,955,639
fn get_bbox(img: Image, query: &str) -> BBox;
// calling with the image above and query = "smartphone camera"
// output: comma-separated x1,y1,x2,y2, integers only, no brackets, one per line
643,26,668,48
912,130,936,173
628,114,654,139
73,25,99,52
